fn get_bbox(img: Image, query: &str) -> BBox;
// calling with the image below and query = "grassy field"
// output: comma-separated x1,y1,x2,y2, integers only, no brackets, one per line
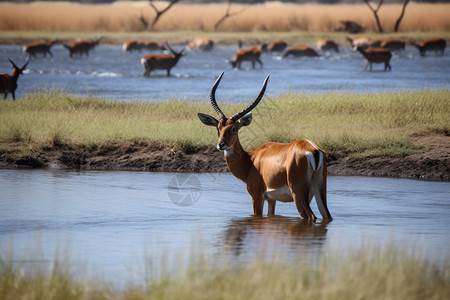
1,243,448,300
0,2,449,34
0,90,448,158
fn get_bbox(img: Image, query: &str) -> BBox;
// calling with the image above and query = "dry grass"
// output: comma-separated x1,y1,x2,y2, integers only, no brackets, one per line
0,1,449,33
1,243,449,300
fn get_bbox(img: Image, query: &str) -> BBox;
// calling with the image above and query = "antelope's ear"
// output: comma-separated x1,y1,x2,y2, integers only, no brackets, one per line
198,113,219,127
239,112,253,127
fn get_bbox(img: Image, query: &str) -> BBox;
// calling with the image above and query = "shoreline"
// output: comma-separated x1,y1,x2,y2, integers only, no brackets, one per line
1,135,448,181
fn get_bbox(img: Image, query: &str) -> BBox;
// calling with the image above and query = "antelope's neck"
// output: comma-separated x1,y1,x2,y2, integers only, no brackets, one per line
224,139,252,183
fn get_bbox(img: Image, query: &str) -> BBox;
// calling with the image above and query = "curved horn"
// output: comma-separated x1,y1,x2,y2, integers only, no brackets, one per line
231,75,270,121
210,72,226,120
8,58,17,69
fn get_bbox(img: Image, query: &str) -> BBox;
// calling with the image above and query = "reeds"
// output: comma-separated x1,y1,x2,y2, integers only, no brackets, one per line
1,243,448,300
0,2,449,33
0,89,448,158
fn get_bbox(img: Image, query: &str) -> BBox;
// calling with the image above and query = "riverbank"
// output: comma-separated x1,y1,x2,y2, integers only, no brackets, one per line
1,130,448,180
0,91,448,180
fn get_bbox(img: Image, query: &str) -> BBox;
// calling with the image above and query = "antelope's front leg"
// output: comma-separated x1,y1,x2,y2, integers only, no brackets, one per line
267,200,276,216
252,197,264,216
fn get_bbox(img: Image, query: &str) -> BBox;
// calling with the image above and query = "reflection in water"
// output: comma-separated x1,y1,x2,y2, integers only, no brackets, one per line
222,216,329,263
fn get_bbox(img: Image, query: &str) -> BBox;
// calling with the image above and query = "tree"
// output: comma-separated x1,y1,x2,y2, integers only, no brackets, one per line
394,0,410,32
363,0,411,33
363,0,384,33
148,0,180,31
213,0,248,31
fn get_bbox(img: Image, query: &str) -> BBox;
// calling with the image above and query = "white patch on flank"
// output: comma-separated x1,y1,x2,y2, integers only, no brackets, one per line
304,139,323,171
306,151,316,171
264,185,293,202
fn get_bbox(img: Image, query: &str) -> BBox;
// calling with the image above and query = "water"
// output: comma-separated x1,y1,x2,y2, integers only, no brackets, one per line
1,44,449,102
0,170,449,282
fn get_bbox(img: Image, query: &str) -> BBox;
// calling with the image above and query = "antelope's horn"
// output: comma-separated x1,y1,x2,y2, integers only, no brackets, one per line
8,58,17,69
210,72,226,120
231,75,270,121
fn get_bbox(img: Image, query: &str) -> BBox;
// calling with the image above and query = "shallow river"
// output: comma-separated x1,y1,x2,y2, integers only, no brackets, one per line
0,170,449,282
1,44,449,102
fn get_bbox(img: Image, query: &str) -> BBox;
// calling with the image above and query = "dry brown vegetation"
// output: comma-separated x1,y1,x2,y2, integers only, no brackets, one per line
0,1,449,33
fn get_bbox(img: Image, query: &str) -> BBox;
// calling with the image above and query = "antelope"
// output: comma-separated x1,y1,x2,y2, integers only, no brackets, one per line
198,73,332,221
64,38,100,58
122,39,165,52
413,37,446,57
230,46,264,69
23,39,57,58
356,46,392,71
380,38,405,51
188,37,214,51
283,45,319,58
316,38,339,53
141,43,185,77
346,37,382,50
0,58,29,101
268,40,288,52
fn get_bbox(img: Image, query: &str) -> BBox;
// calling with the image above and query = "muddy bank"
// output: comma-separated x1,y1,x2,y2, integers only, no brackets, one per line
1,132,448,181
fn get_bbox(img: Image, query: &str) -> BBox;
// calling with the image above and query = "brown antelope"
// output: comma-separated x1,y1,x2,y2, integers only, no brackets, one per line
141,43,185,77
230,46,264,69
316,38,339,53
356,46,392,71
122,39,165,52
23,40,57,58
346,37,382,50
380,38,405,51
188,37,214,51
413,37,447,57
268,40,288,52
198,73,332,221
283,45,319,58
0,58,29,101
64,38,100,58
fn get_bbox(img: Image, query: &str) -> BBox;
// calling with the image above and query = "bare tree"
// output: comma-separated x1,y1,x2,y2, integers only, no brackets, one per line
148,0,180,31
394,0,410,32
214,0,248,31
363,0,384,33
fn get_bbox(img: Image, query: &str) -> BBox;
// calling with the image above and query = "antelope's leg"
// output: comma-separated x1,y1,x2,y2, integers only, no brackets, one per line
267,200,276,216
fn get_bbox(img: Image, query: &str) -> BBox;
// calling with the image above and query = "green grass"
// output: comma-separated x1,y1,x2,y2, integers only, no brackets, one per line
1,244,448,300
0,89,448,157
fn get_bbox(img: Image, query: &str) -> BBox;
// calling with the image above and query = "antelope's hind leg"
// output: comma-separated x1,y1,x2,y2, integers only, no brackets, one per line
288,158,317,221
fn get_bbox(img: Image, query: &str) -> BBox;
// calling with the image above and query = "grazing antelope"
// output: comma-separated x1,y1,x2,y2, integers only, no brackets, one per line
141,43,185,77
268,40,288,52
23,39,57,58
0,58,29,101
283,45,319,58
64,38,100,58
413,37,447,57
356,46,392,71
380,38,405,51
230,46,264,69
188,37,214,51
198,73,332,221
346,37,382,50
122,39,165,52
316,38,339,53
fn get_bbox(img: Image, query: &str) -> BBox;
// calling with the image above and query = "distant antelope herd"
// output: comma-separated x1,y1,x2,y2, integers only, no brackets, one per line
1,35,447,100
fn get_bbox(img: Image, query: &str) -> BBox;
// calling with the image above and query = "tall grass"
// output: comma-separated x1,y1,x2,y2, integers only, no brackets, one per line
0,90,448,157
1,244,449,299
0,2,449,33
